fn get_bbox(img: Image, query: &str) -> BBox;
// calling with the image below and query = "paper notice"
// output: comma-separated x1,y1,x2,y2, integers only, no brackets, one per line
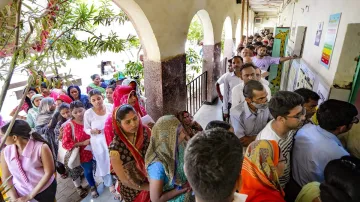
141,115,155,126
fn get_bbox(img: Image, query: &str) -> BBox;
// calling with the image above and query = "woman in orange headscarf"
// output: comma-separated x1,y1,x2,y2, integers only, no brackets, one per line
240,140,286,202
108,104,151,202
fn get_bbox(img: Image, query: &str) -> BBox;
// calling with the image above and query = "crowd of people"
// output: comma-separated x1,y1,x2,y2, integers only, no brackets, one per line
0,30,359,202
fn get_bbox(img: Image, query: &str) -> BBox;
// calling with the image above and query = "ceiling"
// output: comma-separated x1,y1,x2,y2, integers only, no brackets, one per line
249,0,284,14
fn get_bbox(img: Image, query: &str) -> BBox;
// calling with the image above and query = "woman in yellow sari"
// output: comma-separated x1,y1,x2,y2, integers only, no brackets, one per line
145,115,194,202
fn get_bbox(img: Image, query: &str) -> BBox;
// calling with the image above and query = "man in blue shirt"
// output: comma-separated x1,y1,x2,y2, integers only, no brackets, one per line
292,99,359,187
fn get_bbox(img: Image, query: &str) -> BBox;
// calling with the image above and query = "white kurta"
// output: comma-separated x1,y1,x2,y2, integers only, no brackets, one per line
83,104,113,177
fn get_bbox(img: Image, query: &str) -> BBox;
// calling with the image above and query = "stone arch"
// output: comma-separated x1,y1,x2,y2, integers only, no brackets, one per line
235,19,241,49
112,0,160,62
196,9,215,46
222,16,233,59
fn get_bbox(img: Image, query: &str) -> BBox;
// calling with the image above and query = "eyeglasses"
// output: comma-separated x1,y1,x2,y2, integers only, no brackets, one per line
286,107,306,119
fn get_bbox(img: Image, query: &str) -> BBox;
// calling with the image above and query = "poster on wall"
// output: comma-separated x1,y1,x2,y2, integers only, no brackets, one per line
269,27,290,94
320,13,342,69
314,22,324,46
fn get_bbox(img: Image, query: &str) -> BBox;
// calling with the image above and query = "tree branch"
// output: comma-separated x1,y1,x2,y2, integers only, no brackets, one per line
0,0,22,112
0,76,33,151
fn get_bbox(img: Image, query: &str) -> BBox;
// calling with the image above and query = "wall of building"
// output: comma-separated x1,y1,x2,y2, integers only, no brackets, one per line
254,13,277,34
278,0,360,87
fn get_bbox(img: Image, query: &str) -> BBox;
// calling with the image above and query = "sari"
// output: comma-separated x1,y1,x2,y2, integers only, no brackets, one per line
105,86,147,146
145,115,194,202
240,140,285,202
108,107,151,202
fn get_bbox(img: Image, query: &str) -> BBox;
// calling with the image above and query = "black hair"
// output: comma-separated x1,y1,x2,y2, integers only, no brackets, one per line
115,104,136,121
294,88,320,103
243,80,264,98
258,45,267,49
106,84,116,91
239,63,256,72
269,91,304,119
100,61,106,76
320,156,360,202
184,129,243,202
88,89,102,98
233,56,243,62
90,74,100,81
1,120,50,150
317,99,358,131
109,79,117,86
70,100,84,111
246,45,255,51
58,103,70,122
205,121,231,131
24,87,39,111
254,42,263,46
40,82,47,89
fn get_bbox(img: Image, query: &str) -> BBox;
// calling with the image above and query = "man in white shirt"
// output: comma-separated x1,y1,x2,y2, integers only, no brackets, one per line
184,129,247,202
256,91,305,189
230,80,272,147
231,63,271,107
223,56,243,121
216,58,234,102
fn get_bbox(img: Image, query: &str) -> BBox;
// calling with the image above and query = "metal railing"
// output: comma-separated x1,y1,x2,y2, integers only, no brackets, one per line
186,71,207,115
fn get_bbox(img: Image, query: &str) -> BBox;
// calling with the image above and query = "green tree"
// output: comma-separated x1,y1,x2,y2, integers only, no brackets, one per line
0,0,132,111
187,15,204,45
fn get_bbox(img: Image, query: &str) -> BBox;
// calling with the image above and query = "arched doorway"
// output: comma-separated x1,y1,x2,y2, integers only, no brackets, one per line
222,16,233,61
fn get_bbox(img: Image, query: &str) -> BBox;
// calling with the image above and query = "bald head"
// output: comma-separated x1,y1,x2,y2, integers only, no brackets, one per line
243,56,253,64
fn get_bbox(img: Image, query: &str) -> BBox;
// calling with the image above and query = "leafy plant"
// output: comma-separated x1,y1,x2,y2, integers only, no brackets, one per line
186,48,202,83
0,0,134,111
124,61,144,91
187,15,204,45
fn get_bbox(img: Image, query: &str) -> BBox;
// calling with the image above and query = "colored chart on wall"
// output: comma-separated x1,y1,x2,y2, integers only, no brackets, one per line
269,27,290,94
320,13,342,69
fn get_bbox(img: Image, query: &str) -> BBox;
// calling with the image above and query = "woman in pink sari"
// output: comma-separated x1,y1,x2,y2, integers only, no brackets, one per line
105,85,147,145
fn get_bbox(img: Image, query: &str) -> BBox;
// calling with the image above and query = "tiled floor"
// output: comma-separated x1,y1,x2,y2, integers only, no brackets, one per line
56,100,221,202
193,99,223,128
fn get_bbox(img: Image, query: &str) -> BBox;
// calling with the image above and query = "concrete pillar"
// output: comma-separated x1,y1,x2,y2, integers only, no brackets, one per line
144,54,187,121
202,42,222,103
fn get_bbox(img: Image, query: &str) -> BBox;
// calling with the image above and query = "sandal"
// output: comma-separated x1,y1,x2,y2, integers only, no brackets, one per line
90,186,99,199
109,185,116,194
76,186,88,198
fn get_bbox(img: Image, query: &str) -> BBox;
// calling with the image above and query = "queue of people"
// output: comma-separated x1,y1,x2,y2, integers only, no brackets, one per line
1,30,360,202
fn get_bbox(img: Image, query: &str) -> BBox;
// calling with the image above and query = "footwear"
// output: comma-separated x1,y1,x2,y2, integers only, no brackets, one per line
60,173,68,179
76,186,88,198
109,185,116,194
90,186,99,199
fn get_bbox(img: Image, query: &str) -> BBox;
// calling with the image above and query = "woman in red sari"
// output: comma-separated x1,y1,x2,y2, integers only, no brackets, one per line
108,104,151,202
105,85,147,145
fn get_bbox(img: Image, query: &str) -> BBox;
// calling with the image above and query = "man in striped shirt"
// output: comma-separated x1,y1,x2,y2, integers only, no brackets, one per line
256,91,305,188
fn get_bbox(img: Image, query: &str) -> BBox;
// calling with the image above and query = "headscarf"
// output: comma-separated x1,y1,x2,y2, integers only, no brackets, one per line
176,111,200,138
111,106,151,178
31,94,43,110
36,97,55,126
240,140,285,202
295,182,320,202
122,78,142,99
56,94,73,104
105,85,146,145
145,115,182,186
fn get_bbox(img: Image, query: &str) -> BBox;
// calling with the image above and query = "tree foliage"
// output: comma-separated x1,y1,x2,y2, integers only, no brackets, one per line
187,15,203,45
0,0,135,110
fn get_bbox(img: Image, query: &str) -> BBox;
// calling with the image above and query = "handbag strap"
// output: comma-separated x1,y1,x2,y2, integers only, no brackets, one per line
69,121,77,142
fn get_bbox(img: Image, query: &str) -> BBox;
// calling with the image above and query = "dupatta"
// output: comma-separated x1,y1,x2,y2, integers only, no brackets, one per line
88,83,106,95
111,106,150,178
240,140,285,202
